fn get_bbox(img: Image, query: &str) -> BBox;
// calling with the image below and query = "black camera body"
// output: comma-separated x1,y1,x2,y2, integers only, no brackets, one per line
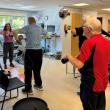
59,8,70,19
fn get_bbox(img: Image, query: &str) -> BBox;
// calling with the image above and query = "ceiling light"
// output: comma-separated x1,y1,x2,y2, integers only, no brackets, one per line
20,6,36,9
15,4,24,7
73,3,89,6
102,8,110,11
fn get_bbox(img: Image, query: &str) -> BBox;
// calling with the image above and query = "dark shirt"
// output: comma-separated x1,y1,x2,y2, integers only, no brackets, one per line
75,27,86,49
74,27,110,49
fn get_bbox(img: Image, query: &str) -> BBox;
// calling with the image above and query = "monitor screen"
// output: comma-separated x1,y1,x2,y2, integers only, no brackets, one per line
47,25,55,33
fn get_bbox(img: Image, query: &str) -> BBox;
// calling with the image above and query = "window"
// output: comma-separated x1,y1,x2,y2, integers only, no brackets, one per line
0,16,11,29
0,15,25,29
12,16,24,29
0,15,25,46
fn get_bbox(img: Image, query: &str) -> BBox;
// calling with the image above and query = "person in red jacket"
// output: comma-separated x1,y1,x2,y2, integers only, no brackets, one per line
63,16,110,110
71,18,110,96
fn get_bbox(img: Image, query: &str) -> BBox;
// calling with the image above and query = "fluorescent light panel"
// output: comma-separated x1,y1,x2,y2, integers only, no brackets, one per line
73,3,89,6
20,6,36,9
102,8,110,11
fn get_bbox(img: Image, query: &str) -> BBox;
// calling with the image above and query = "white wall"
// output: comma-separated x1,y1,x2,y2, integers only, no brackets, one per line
60,7,82,56
27,8,61,35
60,15,71,56
42,8,61,36
26,11,44,23
61,8,98,56
97,13,110,31
82,10,97,19
0,9,27,16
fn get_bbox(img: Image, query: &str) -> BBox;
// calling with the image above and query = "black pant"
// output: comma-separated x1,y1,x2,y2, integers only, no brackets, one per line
17,50,23,56
80,84,106,110
3,42,14,65
24,49,43,90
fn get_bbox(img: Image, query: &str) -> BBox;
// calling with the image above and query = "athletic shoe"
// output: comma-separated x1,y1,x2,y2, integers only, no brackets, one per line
22,88,33,95
4,65,7,69
34,84,43,91
10,63,15,67
77,91,80,95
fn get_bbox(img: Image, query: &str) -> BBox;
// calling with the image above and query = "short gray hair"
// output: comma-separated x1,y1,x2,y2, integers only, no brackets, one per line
28,17,36,24
83,16,101,34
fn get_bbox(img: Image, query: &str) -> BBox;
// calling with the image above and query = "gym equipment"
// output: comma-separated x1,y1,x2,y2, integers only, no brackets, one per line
13,97,49,110
61,58,69,64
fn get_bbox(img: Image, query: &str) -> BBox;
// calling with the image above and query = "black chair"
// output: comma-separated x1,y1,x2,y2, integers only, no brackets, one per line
0,64,27,110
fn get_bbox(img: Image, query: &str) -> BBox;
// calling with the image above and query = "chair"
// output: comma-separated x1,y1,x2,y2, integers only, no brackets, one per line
0,64,27,110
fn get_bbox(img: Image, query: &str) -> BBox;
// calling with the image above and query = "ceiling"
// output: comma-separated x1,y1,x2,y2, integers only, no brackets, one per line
1,0,110,13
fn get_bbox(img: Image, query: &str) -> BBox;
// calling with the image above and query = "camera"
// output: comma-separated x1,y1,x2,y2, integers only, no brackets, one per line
59,8,70,19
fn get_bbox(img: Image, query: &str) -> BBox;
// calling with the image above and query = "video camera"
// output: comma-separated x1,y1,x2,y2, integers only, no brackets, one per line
59,8,70,19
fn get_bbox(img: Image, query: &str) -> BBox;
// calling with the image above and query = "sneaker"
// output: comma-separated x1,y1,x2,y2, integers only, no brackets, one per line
77,91,80,95
4,65,7,69
10,63,15,67
22,88,33,95
34,84,43,91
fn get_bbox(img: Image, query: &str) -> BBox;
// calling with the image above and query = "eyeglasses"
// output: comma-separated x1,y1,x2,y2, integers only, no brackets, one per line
83,25,92,29
82,26,88,28
83,26,92,31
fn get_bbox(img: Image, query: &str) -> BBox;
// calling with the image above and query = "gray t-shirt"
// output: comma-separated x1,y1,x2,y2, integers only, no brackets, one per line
19,24,47,49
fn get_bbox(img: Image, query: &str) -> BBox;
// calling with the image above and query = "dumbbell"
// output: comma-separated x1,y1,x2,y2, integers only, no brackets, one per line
61,58,69,64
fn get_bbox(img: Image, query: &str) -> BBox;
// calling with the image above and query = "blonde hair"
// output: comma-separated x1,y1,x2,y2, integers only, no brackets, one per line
28,17,36,24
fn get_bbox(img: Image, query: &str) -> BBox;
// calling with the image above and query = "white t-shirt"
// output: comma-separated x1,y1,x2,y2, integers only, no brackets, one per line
18,39,26,51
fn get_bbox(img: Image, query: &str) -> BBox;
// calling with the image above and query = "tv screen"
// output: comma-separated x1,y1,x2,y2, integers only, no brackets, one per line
47,25,55,33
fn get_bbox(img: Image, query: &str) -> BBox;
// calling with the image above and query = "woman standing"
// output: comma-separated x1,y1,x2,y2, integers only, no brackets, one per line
0,23,15,69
